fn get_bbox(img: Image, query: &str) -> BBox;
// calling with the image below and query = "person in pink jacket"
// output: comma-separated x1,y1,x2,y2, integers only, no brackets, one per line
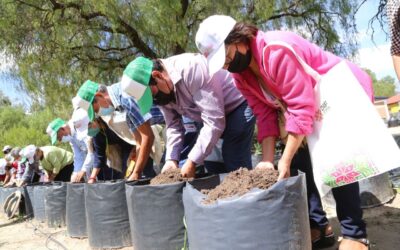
196,15,372,250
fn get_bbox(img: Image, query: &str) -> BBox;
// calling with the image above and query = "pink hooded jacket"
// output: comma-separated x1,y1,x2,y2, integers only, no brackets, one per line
232,30,373,143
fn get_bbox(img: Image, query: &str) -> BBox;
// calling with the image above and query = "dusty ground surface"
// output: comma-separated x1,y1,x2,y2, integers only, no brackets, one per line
325,191,400,250
202,168,279,204
0,192,399,249
150,168,192,185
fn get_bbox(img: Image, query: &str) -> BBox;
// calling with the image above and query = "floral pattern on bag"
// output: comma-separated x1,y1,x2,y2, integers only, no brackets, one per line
322,156,379,187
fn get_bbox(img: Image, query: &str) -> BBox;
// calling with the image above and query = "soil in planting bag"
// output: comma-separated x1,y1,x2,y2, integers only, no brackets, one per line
45,182,67,228
23,185,35,218
183,173,311,250
32,183,52,222
66,183,87,238
85,180,132,249
125,174,220,250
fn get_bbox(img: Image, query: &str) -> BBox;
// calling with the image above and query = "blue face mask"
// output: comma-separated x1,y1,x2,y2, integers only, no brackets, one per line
98,105,115,116
88,127,100,137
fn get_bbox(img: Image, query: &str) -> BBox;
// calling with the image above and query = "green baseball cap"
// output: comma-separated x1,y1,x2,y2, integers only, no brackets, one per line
121,57,153,116
46,118,66,145
74,80,99,121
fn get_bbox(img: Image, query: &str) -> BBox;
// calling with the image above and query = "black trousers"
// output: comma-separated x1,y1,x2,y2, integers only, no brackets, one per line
54,163,74,182
291,146,366,238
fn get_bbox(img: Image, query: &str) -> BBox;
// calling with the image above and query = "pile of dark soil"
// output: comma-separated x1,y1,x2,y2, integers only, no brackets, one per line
202,168,278,204
150,168,193,185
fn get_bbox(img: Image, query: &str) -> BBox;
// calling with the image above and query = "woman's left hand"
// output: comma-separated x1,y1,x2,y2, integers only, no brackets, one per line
277,159,291,181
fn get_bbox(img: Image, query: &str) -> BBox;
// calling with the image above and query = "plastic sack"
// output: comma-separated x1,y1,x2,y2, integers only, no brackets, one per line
66,183,87,238
23,185,35,218
45,182,67,228
32,183,51,222
307,61,400,195
183,174,310,250
125,175,219,250
85,180,131,249
125,180,184,250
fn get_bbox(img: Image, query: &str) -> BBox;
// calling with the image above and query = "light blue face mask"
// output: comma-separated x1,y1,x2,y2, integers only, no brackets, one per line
98,105,115,116
61,135,72,143
88,127,100,137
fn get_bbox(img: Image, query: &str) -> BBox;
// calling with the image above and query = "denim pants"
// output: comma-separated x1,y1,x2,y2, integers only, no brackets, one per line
205,101,256,174
291,146,367,238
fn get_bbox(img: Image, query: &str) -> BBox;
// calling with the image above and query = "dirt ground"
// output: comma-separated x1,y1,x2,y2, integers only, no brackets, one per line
0,192,399,249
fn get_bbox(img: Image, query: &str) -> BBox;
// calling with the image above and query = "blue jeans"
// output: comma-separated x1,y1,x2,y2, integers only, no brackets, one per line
291,146,367,239
205,101,255,174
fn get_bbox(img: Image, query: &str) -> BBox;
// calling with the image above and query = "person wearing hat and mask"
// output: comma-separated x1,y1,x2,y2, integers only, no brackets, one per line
24,145,74,182
195,15,372,250
121,56,255,178
73,80,162,181
46,109,92,182
17,145,43,186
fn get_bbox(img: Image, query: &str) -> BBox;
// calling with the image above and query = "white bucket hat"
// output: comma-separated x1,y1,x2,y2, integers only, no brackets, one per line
20,145,37,164
195,15,236,75
71,108,90,140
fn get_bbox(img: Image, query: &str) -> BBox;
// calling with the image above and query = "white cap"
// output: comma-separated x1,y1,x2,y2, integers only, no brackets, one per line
195,15,236,75
2,145,12,153
4,154,14,163
71,108,90,140
20,145,37,164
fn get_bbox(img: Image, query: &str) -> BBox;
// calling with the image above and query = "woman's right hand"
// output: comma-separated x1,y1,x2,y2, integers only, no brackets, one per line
255,161,275,171
161,160,179,173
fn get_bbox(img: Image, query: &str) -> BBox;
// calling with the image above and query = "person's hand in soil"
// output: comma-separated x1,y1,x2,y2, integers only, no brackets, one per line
161,160,179,173
88,178,96,184
71,171,85,183
127,171,140,181
16,180,26,187
181,159,196,178
277,159,290,181
255,161,275,171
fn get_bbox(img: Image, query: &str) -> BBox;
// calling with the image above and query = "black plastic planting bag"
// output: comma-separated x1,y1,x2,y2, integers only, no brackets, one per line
23,185,35,218
183,174,311,250
45,182,67,228
85,180,131,249
126,180,184,250
33,184,51,222
66,183,87,238
0,187,20,210
125,175,220,250
0,188,3,206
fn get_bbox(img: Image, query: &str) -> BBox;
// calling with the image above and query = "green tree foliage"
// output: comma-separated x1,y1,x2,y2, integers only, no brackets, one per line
364,68,396,97
0,106,71,158
0,91,11,106
0,0,361,109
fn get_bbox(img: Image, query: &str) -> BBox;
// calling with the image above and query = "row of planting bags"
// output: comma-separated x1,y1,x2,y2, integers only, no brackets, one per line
0,174,311,250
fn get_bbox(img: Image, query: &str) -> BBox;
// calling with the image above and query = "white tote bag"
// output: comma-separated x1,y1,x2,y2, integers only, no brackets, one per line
264,42,400,196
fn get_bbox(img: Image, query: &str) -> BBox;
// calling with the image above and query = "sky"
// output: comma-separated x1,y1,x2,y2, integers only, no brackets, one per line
0,0,396,108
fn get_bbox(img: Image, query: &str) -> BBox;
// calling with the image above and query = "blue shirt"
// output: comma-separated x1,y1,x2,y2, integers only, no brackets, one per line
69,121,89,172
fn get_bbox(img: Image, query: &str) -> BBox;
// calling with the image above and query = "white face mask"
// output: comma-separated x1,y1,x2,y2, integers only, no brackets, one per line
61,135,72,143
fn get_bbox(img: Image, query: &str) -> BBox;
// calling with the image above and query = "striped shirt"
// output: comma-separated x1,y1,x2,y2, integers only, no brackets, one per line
108,83,164,132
